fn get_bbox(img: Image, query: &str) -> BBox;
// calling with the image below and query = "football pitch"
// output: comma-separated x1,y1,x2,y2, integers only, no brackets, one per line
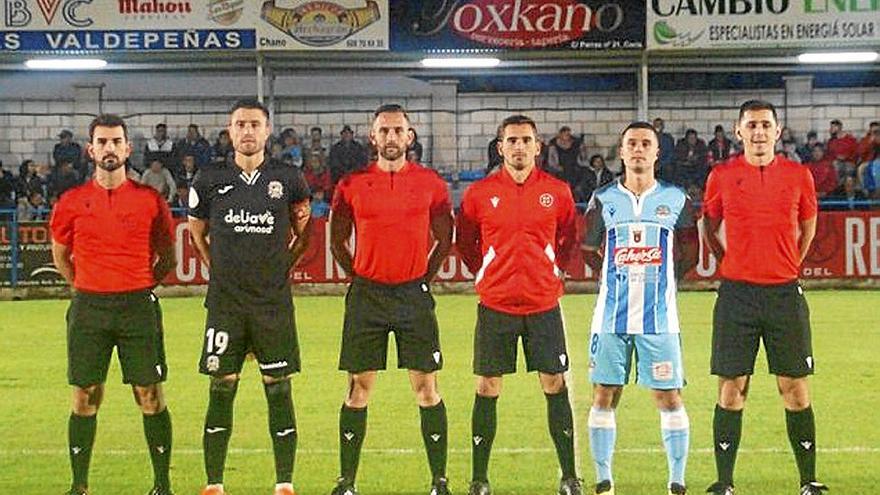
0,291,877,494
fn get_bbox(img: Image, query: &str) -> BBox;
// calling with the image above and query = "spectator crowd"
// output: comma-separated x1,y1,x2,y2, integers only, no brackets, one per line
482,117,879,210
2,116,878,221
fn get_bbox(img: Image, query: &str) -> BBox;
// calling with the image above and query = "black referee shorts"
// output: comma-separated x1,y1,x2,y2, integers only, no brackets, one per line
711,279,814,378
473,304,570,376
339,276,442,373
67,290,167,387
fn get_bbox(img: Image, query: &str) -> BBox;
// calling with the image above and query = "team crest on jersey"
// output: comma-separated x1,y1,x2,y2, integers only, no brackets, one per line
539,193,554,208
633,229,642,243
268,180,284,199
655,205,672,218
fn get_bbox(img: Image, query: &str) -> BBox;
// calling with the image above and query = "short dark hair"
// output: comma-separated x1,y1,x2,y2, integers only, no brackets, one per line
738,100,778,123
621,121,660,142
373,103,410,124
155,123,166,129
500,114,538,136
88,114,128,142
714,124,725,133
229,98,270,121
870,121,880,127
830,118,842,126
807,130,818,139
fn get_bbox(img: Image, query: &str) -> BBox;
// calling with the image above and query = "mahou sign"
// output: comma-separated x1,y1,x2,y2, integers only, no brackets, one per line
390,0,645,51
3,212,879,287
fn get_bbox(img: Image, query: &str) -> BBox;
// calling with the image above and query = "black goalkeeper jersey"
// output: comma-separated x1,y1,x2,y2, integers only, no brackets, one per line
189,158,310,309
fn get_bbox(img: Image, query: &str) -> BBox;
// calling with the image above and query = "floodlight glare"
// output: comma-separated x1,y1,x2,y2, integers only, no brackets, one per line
25,58,108,70
797,52,878,64
421,57,501,68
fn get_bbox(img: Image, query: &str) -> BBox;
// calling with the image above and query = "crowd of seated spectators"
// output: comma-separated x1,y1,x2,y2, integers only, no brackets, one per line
1,116,878,221
480,117,879,211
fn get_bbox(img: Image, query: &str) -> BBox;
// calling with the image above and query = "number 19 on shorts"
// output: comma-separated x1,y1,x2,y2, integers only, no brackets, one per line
205,327,229,355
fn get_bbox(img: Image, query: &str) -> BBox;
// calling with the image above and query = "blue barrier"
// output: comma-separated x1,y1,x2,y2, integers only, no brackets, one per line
1,208,18,288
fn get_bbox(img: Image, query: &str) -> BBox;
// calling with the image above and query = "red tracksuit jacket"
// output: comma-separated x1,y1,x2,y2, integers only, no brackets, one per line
456,167,578,315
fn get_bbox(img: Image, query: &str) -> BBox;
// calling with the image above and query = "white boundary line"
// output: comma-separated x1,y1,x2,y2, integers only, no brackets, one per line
2,446,877,457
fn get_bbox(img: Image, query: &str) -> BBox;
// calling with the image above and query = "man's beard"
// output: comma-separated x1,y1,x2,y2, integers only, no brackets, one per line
379,145,404,161
237,148,261,158
97,156,123,171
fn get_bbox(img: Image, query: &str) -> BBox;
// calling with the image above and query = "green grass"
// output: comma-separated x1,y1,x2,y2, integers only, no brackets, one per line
0,291,877,494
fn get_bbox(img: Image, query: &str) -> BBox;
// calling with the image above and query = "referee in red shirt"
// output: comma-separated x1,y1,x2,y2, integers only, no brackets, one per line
457,115,581,495
51,114,176,495
328,104,454,495
702,100,827,495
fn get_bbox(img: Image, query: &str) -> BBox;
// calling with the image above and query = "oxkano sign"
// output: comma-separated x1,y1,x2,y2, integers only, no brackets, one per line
390,0,645,51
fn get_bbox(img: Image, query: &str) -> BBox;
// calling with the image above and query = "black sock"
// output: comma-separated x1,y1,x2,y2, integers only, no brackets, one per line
713,404,743,486
420,400,448,480
339,404,367,482
265,379,297,484
68,413,97,490
471,394,498,483
786,406,817,484
203,379,238,485
143,408,172,489
546,388,576,480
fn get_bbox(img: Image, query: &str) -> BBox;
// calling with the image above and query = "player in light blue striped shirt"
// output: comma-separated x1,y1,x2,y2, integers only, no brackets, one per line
582,122,699,495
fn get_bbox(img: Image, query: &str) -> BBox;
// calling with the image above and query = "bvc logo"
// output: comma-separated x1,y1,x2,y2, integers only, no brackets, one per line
4,0,93,28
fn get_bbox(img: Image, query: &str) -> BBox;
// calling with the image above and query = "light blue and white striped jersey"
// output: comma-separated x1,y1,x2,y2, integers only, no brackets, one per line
584,180,693,335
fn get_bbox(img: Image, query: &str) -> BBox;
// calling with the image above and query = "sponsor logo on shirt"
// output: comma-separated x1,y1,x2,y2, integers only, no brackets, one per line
224,208,276,234
655,204,672,218
613,247,662,266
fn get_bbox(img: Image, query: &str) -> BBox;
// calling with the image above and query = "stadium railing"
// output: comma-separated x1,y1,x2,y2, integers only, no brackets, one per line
0,208,19,287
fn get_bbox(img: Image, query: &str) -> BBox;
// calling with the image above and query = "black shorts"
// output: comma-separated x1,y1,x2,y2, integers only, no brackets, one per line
473,304,570,376
199,302,300,377
67,290,167,387
339,276,442,373
711,279,814,378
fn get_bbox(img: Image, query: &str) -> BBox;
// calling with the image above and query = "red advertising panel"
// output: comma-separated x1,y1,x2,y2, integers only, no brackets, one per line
3,212,878,287
162,211,880,285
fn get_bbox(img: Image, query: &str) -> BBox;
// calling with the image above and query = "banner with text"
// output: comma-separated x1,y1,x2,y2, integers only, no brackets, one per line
4,212,878,287
0,0,389,52
390,0,645,52
647,0,879,50
257,0,389,51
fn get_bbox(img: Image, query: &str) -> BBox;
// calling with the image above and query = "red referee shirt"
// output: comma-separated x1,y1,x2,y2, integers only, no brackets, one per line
703,154,817,284
331,162,452,284
457,167,578,315
50,179,175,293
